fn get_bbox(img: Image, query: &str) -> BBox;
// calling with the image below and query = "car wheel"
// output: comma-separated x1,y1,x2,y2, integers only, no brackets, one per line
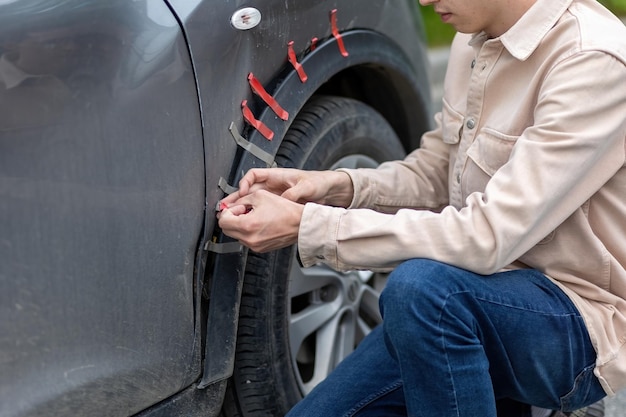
543,399,605,417
221,96,407,416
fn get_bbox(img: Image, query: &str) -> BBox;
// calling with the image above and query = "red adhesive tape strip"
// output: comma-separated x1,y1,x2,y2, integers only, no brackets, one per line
248,73,289,121
242,100,274,141
287,41,308,83
330,9,349,57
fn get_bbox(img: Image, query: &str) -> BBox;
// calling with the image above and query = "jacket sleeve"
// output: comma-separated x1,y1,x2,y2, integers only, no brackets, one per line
337,113,451,213
298,51,626,273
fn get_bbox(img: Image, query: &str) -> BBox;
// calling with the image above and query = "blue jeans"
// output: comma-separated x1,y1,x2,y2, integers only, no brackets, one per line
286,259,605,417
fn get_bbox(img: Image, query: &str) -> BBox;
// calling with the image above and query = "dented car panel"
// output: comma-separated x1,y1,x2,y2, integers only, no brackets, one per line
0,1,204,415
0,1,431,416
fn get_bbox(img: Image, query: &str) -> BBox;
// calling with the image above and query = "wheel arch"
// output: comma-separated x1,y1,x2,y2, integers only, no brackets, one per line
316,61,432,154
201,28,432,389
239,28,434,173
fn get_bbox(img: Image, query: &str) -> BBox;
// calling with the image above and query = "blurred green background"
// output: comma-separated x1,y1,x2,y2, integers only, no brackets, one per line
419,0,626,47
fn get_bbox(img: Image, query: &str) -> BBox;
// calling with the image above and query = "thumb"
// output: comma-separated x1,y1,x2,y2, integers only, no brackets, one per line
281,182,309,203
225,203,251,216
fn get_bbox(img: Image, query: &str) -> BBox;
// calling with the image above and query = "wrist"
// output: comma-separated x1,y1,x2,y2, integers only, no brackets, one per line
324,170,354,207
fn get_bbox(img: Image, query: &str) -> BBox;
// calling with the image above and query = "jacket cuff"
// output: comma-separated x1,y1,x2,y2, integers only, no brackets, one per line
297,202,345,268
335,168,375,209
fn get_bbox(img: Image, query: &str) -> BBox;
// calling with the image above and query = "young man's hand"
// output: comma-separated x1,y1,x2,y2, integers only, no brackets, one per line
217,168,353,252
218,189,303,253
220,168,354,207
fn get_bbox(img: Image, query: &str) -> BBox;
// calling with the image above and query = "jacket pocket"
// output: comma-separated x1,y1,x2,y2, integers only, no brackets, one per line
441,99,464,145
466,127,518,177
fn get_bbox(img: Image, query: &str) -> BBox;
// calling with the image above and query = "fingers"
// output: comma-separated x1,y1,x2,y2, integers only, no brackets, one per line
223,203,250,216
279,170,354,206
220,190,242,207
217,201,253,241
219,168,297,208
238,168,280,195
235,169,261,196
218,167,347,213
217,190,303,253
280,182,310,203
218,169,271,207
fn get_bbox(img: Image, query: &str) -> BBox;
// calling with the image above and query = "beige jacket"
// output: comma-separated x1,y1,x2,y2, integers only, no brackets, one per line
297,0,626,395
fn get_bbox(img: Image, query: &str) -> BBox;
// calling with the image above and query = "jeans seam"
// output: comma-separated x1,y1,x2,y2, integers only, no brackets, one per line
437,283,580,317
345,380,403,417
475,296,580,316
439,293,464,417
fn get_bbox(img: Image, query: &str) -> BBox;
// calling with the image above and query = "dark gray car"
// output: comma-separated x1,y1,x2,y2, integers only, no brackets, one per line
0,1,432,416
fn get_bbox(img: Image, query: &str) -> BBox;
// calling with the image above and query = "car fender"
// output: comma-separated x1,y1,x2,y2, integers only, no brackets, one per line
202,28,432,388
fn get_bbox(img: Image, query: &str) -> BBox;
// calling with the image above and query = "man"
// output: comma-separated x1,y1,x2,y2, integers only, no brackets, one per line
218,0,626,415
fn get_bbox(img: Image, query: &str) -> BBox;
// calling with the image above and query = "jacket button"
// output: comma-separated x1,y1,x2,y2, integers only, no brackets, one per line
466,118,476,129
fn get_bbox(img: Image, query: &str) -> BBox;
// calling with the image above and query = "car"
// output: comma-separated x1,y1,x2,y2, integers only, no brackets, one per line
0,1,433,416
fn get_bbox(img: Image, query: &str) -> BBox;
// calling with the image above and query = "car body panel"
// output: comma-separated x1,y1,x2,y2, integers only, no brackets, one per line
167,1,431,227
197,27,432,389
0,1,205,416
165,6,432,388
0,1,432,416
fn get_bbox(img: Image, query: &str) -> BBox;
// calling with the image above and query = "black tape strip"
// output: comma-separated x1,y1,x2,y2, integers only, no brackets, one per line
204,241,243,254
229,122,277,168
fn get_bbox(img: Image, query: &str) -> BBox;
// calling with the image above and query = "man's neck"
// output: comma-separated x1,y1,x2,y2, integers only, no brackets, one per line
488,0,539,37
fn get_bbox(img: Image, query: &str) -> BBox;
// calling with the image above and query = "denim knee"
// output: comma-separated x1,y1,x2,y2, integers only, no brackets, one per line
382,258,456,298
380,259,454,321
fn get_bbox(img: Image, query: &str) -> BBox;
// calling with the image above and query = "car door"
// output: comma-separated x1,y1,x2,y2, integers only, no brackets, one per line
0,1,205,415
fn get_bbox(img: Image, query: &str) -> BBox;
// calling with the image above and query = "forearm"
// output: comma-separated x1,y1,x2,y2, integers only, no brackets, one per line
316,170,354,208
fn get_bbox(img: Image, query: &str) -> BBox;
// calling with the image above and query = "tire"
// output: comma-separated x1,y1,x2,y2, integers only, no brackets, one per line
221,96,407,416
533,399,605,417
569,399,605,417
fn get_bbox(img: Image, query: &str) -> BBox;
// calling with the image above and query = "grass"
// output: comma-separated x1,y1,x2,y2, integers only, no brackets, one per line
419,6,456,47
601,0,626,15
419,0,626,47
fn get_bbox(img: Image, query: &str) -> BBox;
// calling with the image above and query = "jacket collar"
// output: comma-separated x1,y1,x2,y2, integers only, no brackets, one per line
470,0,573,61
